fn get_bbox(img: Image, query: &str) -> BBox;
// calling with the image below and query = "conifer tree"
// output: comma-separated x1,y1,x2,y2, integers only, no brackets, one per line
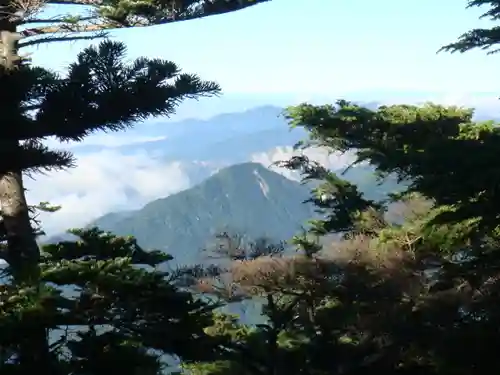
0,0,270,295
269,98,500,374
0,1,271,372
0,36,225,373
1,38,221,278
186,103,500,374
440,0,500,53
0,226,224,374
182,3,500,372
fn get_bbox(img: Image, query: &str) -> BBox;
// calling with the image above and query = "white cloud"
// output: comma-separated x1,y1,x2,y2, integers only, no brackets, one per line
25,149,192,236
251,146,356,181
24,143,355,237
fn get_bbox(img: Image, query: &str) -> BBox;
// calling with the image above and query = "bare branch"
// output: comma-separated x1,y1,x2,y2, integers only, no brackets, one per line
22,21,116,36
18,30,108,49
47,0,103,4
18,16,95,25
5,0,46,21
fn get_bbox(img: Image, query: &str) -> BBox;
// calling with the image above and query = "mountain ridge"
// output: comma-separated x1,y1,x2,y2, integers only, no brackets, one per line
90,162,316,265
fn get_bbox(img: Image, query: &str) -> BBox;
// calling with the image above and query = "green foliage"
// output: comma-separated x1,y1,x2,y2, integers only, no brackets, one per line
1,39,219,175
0,228,220,373
185,94,500,375
96,0,269,26
284,101,500,235
0,0,272,372
440,0,500,53
4,0,272,60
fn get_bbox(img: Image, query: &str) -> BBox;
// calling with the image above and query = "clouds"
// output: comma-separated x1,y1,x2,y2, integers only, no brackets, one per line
26,142,355,237
251,146,357,181
26,149,193,236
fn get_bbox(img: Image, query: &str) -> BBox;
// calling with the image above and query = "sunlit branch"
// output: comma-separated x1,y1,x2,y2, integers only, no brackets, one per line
18,31,107,49
18,16,96,25
46,0,103,5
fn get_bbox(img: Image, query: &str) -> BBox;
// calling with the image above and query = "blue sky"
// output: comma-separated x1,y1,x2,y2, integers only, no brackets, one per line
29,0,497,98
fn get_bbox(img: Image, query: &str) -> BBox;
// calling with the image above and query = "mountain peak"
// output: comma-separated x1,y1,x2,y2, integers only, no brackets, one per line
90,162,315,264
214,162,279,198
216,161,275,176
197,162,297,203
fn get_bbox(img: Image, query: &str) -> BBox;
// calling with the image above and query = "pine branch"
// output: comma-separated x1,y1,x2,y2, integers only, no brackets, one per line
10,0,271,51
439,27,500,54
0,140,75,174
18,15,96,25
25,34,107,50
439,1,500,53
33,40,221,141
18,30,108,48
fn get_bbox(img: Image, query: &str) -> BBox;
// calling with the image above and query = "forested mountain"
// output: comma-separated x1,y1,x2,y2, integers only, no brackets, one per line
90,162,316,265
88,162,404,265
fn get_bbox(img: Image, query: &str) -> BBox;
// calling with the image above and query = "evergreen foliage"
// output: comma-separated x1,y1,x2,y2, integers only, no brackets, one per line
0,0,270,372
0,227,222,374
441,0,500,53
0,16,225,375
5,0,500,374
182,101,500,375
0,38,220,281
177,3,500,372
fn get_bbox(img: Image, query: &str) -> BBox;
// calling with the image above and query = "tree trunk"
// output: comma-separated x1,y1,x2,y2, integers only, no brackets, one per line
0,168,40,281
0,6,50,371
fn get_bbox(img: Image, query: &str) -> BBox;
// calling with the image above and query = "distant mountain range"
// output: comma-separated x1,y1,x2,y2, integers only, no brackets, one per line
70,100,500,161
72,106,302,159
89,162,316,266
72,162,401,264
46,161,405,324
70,104,393,164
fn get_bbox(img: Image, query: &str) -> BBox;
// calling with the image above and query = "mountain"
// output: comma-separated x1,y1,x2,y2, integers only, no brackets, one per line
72,106,288,158
90,162,316,265
88,163,406,266
188,127,306,162
50,162,405,326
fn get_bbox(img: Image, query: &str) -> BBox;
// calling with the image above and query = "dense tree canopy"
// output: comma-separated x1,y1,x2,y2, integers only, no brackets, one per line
0,0,271,373
177,2,500,374
181,100,500,375
4,0,500,374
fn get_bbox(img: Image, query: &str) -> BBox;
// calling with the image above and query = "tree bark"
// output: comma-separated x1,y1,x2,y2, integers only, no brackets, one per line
0,0,41,282
0,5,50,371
0,168,40,280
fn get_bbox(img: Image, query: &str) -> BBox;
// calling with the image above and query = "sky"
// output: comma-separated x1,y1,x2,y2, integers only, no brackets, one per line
29,0,498,98
20,0,500,236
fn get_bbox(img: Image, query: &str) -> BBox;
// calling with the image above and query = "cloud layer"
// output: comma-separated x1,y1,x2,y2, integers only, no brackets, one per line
22,140,358,237
251,146,356,181
27,149,193,236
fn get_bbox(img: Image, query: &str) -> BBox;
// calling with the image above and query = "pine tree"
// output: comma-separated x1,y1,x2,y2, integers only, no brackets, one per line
184,3,500,374
189,103,500,375
1,38,221,278
269,99,500,374
0,226,224,374
0,1,270,372
0,0,271,296
0,37,224,373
